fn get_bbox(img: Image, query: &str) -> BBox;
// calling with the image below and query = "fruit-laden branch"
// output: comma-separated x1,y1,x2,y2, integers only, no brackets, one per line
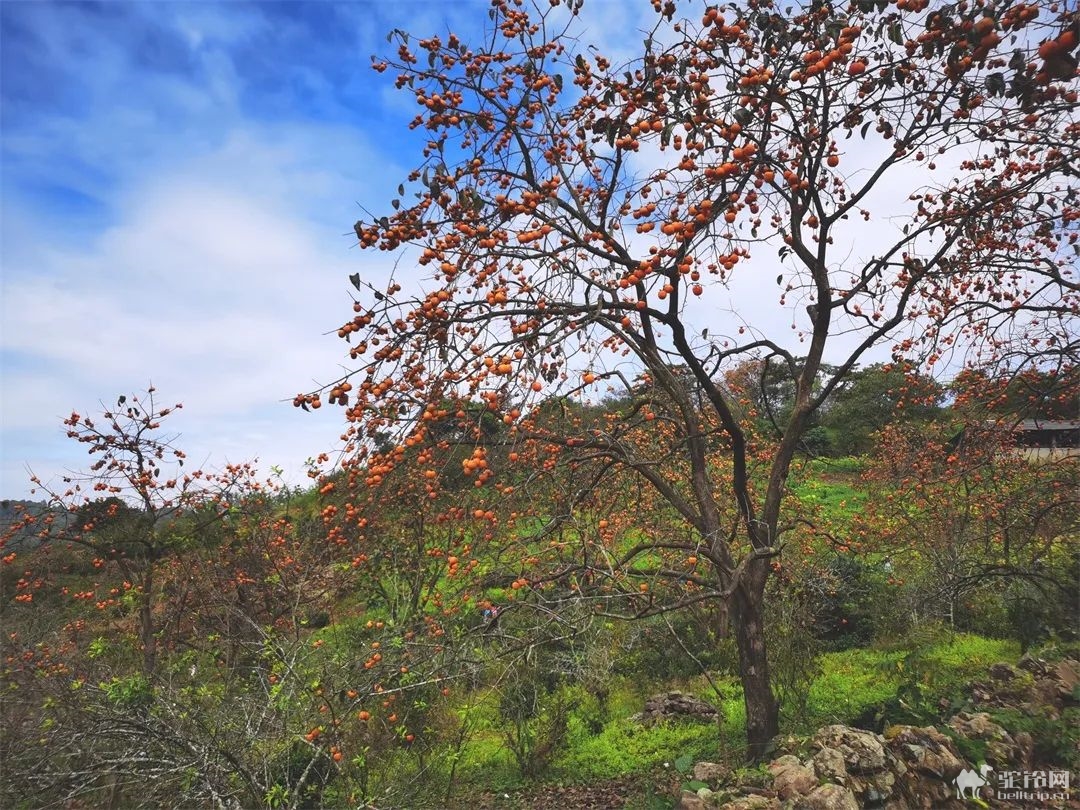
305,0,1078,756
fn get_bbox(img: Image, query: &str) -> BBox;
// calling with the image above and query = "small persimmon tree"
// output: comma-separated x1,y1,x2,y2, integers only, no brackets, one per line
1,390,259,678
307,0,1078,755
855,418,1079,644
0,393,358,808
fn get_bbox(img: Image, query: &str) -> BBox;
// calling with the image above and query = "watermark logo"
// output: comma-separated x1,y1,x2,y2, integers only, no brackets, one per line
955,764,992,799
954,765,1071,803
996,770,1071,803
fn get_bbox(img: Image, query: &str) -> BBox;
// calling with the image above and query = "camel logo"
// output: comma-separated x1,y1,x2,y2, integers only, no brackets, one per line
955,763,993,800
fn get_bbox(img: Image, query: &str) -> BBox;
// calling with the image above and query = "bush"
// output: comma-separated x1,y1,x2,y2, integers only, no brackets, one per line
612,610,735,683
766,580,822,730
808,556,892,649
989,707,1080,769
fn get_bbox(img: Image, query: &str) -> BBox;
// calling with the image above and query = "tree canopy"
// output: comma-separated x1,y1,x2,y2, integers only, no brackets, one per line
305,0,1078,755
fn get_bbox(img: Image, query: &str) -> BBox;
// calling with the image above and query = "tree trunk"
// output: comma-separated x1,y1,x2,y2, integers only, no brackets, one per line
731,572,779,761
140,567,157,679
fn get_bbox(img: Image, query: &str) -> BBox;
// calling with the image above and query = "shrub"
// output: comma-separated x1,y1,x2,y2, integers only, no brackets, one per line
989,707,1080,770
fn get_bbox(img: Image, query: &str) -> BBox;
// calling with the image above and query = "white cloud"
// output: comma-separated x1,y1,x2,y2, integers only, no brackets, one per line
1,0,990,501
0,125,407,497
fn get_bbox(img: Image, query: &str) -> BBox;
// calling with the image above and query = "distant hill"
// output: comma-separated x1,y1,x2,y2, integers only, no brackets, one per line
0,499,52,550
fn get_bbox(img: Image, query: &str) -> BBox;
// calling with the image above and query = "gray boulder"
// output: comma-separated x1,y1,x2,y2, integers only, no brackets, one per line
795,784,859,810
812,725,888,773
635,691,718,724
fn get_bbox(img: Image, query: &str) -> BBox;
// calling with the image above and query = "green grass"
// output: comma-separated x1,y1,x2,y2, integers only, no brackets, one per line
787,457,869,527
806,633,1019,728
552,715,723,782
440,632,1020,792
454,731,524,791
917,634,1020,682
557,633,1017,784
805,456,868,476
806,647,907,725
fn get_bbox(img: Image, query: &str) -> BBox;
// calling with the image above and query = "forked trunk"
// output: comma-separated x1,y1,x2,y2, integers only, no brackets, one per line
731,570,779,760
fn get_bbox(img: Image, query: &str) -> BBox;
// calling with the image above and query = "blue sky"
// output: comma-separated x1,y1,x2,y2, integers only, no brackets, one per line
1,0,947,501
0,0,657,499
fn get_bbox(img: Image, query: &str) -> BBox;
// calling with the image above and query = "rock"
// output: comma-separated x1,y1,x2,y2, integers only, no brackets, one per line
946,711,999,739
811,747,848,783
635,691,718,724
694,761,731,786
1017,653,1050,676
794,783,859,810
772,763,817,800
967,662,1027,710
969,665,1039,712
767,755,802,775
946,712,1019,768
967,681,996,708
683,647,1070,810
1013,731,1035,770
677,789,710,810
803,725,904,806
847,770,898,809
884,725,964,809
1019,657,1080,713
884,725,963,778
719,796,780,810
988,662,1018,682
1053,659,1079,699
1032,677,1066,714
812,725,887,773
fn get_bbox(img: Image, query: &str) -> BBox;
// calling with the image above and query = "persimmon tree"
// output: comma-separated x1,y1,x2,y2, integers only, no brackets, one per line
953,362,1080,421
0,395,376,808
855,419,1079,644
307,0,1079,754
0,390,261,678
